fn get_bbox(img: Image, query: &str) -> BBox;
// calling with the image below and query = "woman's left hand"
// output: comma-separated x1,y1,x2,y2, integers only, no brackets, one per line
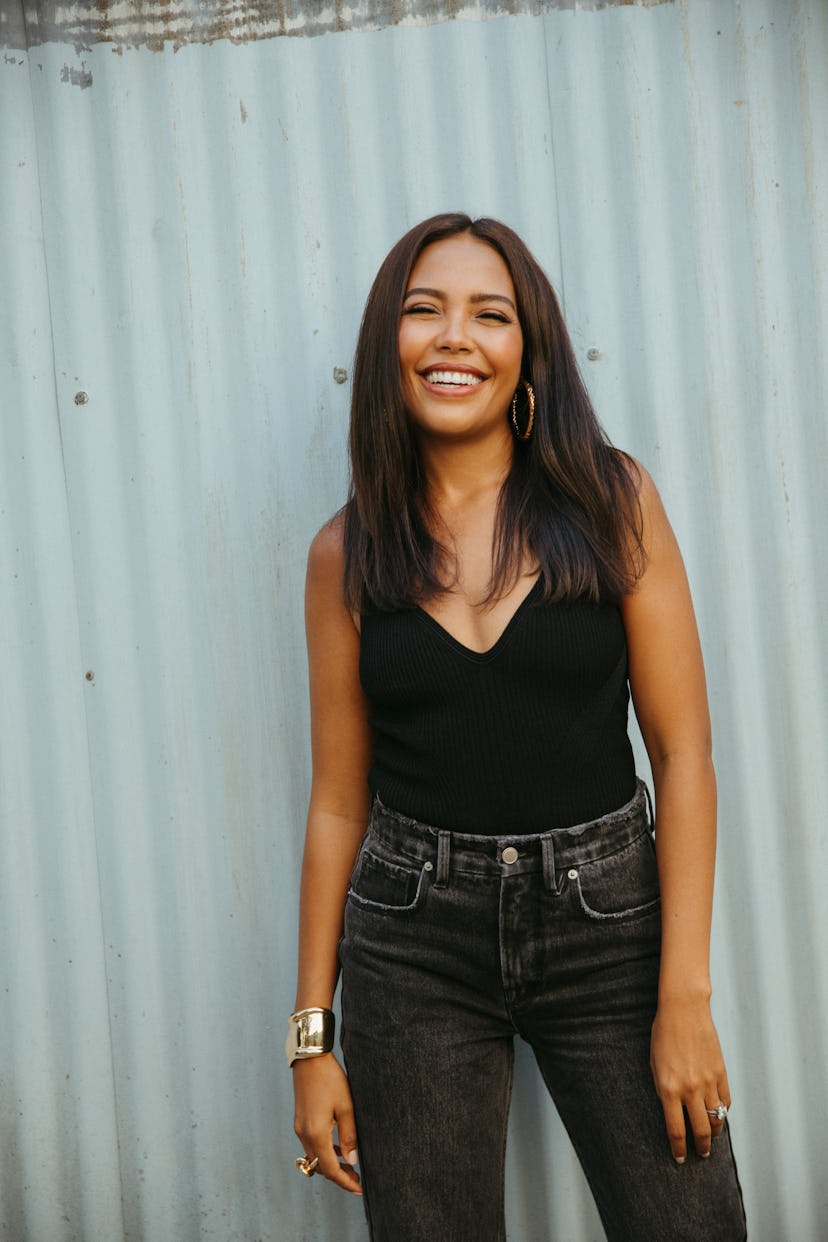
650,994,731,1163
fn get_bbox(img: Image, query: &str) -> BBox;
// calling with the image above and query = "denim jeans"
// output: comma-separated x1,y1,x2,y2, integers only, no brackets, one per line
339,781,746,1242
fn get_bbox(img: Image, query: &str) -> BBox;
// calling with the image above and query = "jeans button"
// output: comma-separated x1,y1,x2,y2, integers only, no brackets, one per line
501,846,519,864
568,868,578,879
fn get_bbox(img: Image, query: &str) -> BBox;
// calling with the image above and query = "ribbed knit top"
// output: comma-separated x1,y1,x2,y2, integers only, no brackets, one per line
359,578,637,834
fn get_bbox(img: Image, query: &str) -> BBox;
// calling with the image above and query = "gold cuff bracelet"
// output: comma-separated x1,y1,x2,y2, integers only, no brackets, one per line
285,1007,335,1067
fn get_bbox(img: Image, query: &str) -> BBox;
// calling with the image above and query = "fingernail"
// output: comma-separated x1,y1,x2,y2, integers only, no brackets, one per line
701,1151,711,1159
346,1149,358,1166
675,1156,685,1165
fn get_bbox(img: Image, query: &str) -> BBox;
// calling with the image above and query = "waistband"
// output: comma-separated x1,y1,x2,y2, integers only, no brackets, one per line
368,778,652,883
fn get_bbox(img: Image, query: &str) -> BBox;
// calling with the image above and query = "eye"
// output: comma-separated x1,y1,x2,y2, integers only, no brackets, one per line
402,303,439,317
477,310,512,323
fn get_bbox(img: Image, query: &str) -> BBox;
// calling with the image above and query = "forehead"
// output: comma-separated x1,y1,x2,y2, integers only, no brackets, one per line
407,233,515,295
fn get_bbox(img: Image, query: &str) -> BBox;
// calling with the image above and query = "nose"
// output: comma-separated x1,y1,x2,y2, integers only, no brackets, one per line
435,308,472,352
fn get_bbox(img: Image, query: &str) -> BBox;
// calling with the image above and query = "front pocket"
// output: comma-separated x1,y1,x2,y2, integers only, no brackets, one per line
347,849,429,913
568,829,660,921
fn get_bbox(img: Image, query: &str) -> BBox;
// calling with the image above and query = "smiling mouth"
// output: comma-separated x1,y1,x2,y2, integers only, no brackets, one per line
421,369,485,387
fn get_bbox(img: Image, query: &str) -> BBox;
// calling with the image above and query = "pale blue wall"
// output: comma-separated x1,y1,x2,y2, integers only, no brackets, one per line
1,2,826,1237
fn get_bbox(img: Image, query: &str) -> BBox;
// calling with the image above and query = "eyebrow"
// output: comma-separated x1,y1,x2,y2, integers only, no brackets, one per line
404,286,517,312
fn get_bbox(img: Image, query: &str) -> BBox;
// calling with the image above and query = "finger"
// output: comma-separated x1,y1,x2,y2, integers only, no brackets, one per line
336,1108,359,1169
334,1144,359,1169
706,1073,732,1138
296,1131,362,1195
705,1096,726,1137
660,1097,688,1164
296,1149,321,1176
687,1098,713,1158
314,1137,362,1194
322,1158,362,1194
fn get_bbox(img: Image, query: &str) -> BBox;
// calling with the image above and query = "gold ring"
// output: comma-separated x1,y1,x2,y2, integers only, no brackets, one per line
295,1155,319,1177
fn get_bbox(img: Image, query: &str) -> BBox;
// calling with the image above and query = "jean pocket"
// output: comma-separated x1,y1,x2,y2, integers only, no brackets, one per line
568,829,660,921
347,847,430,913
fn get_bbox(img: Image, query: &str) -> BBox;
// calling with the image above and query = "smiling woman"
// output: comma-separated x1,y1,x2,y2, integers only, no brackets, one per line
397,235,523,449
288,213,747,1242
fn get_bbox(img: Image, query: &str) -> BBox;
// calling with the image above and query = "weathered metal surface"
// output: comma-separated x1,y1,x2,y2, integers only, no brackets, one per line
1,0,826,1238
1,0,672,51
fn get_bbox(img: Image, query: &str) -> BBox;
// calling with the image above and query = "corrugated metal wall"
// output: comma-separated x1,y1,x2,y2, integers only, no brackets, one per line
1,0,826,1238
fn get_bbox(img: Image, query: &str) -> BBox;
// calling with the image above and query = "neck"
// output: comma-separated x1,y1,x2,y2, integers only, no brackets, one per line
417,427,514,508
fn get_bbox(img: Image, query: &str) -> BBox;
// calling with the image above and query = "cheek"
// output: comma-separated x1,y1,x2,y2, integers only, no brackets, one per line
500,344,523,387
512,344,525,383
397,320,421,370
397,349,420,412
397,338,416,382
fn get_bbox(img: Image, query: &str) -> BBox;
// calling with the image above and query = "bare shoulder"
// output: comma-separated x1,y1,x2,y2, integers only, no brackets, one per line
307,511,346,580
619,457,695,652
304,511,371,799
615,452,657,509
615,454,674,562
306,513,351,611
616,459,711,762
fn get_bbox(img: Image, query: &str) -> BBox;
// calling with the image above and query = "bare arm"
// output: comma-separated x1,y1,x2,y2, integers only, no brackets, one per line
620,465,731,1163
292,517,372,1194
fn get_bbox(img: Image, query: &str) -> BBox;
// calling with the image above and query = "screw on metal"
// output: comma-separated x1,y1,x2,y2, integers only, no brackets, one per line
586,349,601,362
333,368,348,385
74,391,89,405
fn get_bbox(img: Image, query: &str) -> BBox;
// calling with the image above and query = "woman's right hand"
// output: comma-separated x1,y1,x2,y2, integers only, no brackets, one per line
292,1054,362,1194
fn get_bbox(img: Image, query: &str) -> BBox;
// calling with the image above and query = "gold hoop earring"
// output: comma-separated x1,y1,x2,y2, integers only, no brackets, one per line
510,380,535,441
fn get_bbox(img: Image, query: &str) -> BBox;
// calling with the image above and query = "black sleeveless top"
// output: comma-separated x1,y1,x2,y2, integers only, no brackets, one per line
359,578,637,834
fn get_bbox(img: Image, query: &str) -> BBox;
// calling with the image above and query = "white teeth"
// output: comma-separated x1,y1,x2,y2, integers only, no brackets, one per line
424,370,484,386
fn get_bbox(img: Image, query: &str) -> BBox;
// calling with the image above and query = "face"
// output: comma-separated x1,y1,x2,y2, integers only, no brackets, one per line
398,233,524,447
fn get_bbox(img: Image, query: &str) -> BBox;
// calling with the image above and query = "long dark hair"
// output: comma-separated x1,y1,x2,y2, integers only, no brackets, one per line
343,213,643,610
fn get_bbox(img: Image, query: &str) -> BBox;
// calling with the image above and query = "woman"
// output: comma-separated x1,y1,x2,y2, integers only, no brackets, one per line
288,214,746,1241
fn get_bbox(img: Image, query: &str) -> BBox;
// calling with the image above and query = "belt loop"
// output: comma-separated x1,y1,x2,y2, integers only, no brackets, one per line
643,782,655,835
434,829,451,888
541,836,557,891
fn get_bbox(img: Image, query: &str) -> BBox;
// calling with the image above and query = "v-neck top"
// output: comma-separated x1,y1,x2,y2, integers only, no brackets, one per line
359,585,636,833
414,576,543,661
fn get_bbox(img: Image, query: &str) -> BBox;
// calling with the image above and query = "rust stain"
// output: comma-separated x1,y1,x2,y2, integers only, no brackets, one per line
60,60,93,88
2,0,675,52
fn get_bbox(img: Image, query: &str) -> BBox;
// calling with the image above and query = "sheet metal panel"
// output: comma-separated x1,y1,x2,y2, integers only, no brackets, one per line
2,0,672,51
1,1,826,1238
0,49,125,1242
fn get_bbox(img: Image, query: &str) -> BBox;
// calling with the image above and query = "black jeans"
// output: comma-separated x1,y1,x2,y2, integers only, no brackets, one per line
340,781,746,1241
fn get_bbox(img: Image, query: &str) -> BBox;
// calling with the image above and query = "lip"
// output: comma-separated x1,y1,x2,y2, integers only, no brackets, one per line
419,364,486,379
417,365,488,395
